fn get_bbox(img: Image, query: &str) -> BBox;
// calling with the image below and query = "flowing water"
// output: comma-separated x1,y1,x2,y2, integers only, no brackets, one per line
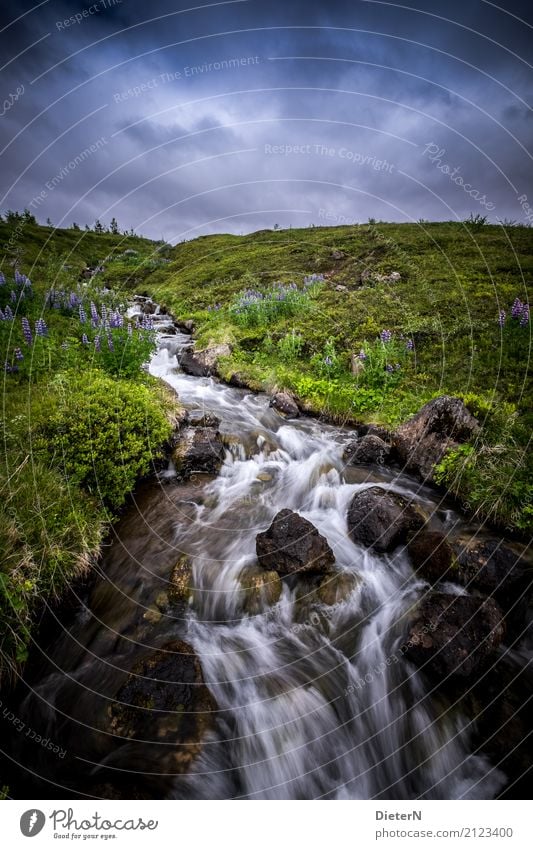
7,311,508,800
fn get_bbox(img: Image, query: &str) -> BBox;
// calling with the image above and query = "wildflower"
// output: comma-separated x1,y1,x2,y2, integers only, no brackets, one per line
11,289,19,303
497,310,506,327
127,323,133,336
380,329,392,344
69,292,80,308
358,349,367,361
81,333,89,345
324,356,333,367
520,304,529,327
79,304,87,323
14,347,23,360
385,364,394,373
61,341,69,350
4,305,13,320
21,317,32,344
107,334,114,351
100,304,107,322
511,298,523,320
406,339,414,350
0,272,5,285
90,302,99,325
35,318,48,337
94,335,101,352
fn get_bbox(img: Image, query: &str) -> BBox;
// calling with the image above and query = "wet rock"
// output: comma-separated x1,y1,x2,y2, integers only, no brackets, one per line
403,593,505,684
393,395,479,481
347,486,425,552
186,409,221,428
239,568,282,614
407,530,458,583
173,427,225,478
358,423,392,442
256,509,335,575
316,572,360,605
227,372,249,389
269,392,300,418
344,435,391,466
141,300,157,315
175,318,195,333
143,605,162,624
168,554,193,605
454,539,530,614
108,640,216,774
180,344,232,377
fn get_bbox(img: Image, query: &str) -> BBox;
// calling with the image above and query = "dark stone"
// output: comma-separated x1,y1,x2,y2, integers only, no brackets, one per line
227,372,249,388
344,434,391,466
108,640,216,775
408,531,457,583
180,344,231,377
186,409,221,428
269,392,300,418
455,539,531,614
347,486,425,552
256,508,335,575
393,395,479,481
173,427,225,478
141,301,156,315
403,592,505,684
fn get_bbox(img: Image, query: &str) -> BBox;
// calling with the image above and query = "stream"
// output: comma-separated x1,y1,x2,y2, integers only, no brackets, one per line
5,306,514,800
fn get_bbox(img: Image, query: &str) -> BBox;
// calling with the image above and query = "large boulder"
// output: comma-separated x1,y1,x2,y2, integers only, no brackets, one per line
108,640,216,774
180,343,232,377
173,426,225,478
393,395,479,481
256,509,335,575
347,486,425,552
407,530,458,584
403,593,505,684
344,434,391,466
455,539,531,614
269,392,300,418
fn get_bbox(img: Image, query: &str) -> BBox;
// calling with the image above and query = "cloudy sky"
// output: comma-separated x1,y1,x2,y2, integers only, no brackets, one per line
1,0,532,240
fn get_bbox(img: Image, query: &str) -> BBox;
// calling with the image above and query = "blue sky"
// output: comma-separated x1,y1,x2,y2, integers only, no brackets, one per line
1,0,532,240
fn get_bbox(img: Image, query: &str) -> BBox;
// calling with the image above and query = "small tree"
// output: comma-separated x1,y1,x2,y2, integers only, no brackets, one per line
94,219,104,233
110,217,119,234
72,222,80,230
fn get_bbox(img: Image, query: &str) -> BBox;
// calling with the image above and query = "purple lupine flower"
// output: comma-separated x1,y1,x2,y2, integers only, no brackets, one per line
14,347,23,361
511,298,523,319
498,310,506,327
4,305,13,320
35,318,48,337
10,290,17,302
385,363,394,373
14,270,24,285
79,304,87,323
69,292,80,308
90,302,99,324
358,349,367,361
82,333,89,345
380,329,392,344
94,335,101,352
127,322,133,336
107,334,114,351
0,272,5,285
324,356,333,366
0,308,5,320
520,304,529,326
21,317,32,344
100,303,107,322
406,339,414,350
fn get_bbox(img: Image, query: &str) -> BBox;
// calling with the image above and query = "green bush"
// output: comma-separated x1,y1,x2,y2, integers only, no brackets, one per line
38,371,172,510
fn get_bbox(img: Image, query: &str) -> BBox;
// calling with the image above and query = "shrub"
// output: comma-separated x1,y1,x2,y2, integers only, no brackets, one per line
37,371,172,510
277,329,304,363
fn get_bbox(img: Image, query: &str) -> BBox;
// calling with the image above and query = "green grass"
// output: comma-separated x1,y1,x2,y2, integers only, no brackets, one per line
130,220,532,532
0,220,176,679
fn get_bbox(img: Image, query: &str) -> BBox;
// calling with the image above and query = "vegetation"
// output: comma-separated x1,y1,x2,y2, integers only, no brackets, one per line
130,220,532,533
0,219,175,678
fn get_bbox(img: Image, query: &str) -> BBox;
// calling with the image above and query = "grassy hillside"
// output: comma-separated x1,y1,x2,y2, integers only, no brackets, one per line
0,217,175,678
131,220,532,532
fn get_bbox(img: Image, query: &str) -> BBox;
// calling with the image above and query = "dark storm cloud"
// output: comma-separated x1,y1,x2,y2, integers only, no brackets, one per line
1,0,532,239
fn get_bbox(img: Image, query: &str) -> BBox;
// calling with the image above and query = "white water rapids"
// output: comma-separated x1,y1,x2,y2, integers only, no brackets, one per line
145,326,506,800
